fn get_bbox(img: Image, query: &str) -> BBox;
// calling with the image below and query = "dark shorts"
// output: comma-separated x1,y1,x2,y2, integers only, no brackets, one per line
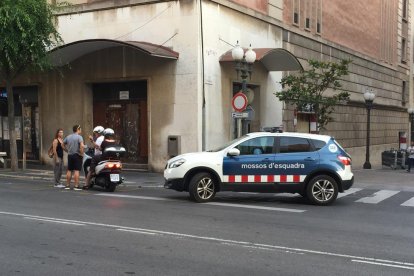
67,154,82,171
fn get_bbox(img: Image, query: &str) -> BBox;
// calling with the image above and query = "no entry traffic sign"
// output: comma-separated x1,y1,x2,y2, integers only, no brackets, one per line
232,92,248,112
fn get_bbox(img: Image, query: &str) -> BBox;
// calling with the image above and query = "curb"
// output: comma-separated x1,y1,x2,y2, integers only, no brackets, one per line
0,173,85,181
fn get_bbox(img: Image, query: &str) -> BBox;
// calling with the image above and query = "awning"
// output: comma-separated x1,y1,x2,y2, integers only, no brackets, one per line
48,39,179,66
219,48,303,71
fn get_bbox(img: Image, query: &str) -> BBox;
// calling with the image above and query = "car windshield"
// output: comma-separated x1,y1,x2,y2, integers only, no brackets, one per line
206,135,248,152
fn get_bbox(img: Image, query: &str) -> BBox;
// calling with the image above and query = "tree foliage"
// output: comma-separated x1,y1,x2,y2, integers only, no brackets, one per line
275,59,351,131
0,0,63,170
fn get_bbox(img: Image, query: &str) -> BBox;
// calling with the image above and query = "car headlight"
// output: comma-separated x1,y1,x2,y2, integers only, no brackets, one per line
169,158,186,168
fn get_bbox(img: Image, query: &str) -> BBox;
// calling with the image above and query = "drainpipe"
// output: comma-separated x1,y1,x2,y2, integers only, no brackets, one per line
198,0,206,151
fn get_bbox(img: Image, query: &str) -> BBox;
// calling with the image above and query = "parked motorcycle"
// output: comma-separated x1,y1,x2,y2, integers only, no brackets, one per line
83,145,126,192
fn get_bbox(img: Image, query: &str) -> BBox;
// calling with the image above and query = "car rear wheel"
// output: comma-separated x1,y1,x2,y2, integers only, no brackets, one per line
306,175,338,206
188,172,216,203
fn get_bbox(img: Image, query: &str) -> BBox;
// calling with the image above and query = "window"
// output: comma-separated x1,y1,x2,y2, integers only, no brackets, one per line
316,0,322,34
402,81,407,104
293,0,300,25
311,139,326,150
279,137,311,153
305,0,311,30
401,37,407,62
236,137,275,155
403,0,408,20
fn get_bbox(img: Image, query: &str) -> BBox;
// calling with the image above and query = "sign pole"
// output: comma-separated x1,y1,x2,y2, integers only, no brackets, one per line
232,92,248,138
22,104,26,170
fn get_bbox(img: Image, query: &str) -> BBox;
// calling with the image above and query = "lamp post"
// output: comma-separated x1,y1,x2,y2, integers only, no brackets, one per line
231,42,256,137
363,88,376,169
408,108,414,142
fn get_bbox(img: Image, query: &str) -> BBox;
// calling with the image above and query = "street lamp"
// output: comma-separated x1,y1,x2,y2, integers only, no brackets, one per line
232,42,256,137
232,42,256,94
363,88,376,169
408,107,414,142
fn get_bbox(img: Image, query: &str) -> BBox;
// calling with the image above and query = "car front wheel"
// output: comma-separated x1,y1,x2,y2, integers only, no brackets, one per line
306,175,338,206
188,172,216,203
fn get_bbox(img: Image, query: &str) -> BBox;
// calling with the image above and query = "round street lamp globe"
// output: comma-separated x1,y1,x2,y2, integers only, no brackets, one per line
408,107,414,114
363,90,375,102
245,46,257,64
231,43,244,61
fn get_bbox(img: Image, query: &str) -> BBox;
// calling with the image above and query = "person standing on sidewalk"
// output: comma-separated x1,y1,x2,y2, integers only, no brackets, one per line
63,125,84,190
406,141,414,172
52,128,65,188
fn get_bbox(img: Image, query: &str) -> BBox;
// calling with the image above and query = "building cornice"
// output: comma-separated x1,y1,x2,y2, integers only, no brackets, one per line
210,0,402,73
56,0,171,15
57,0,405,74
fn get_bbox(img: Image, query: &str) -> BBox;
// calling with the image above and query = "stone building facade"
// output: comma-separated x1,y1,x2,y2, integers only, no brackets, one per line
0,0,412,170
281,0,412,166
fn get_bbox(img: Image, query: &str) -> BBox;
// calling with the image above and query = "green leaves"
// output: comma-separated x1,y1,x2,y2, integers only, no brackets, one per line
275,59,351,131
0,0,63,80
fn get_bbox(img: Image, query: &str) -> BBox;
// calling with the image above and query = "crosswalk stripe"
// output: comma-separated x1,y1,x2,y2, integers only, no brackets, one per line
337,188,362,199
401,197,414,207
356,190,399,204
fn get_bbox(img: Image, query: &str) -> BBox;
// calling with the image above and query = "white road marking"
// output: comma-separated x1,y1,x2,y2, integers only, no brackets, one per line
206,202,305,213
337,188,362,199
273,193,299,198
401,197,414,207
96,193,306,213
24,217,85,226
97,194,168,201
356,190,399,204
117,228,160,236
0,210,413,270
352,259,414,270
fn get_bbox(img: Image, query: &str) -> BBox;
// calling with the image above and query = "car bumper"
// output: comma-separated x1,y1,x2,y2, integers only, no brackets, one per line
164,178,185,191
342,176,354,190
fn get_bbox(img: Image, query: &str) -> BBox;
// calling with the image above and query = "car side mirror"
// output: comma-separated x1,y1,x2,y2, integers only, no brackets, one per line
227,148,240,157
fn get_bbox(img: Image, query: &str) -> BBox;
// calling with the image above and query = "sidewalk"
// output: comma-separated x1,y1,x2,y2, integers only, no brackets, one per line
353,166,414,192
0,165,164,187
0,165,413,191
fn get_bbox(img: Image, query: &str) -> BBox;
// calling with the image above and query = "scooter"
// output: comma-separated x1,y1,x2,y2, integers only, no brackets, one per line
83,146,126,192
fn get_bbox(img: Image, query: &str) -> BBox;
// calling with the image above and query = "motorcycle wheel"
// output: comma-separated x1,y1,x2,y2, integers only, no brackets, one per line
106,180,116,192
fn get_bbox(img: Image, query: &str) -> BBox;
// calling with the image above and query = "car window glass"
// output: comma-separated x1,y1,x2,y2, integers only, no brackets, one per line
312,139,326,150
236,137,275,155
280,137,311,153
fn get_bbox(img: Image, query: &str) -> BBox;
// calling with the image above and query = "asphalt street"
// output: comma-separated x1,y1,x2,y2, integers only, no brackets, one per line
0,175,413,275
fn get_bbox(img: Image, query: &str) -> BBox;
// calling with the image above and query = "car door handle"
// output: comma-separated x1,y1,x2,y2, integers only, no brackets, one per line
304,157,316,161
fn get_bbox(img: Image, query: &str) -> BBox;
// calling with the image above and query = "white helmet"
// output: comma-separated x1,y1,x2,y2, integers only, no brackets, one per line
93,126,104,134
103,128,115,136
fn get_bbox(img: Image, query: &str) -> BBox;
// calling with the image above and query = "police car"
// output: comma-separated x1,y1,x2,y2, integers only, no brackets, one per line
164,132,354,205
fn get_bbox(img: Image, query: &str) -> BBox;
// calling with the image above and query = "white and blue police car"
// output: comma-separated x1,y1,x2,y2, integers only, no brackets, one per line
164,132,354,205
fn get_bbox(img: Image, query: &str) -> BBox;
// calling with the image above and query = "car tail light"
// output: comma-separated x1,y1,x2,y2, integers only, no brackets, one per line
338,155,351,166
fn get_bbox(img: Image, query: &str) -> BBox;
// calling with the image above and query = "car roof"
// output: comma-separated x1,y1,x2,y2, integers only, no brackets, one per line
246,132,331,142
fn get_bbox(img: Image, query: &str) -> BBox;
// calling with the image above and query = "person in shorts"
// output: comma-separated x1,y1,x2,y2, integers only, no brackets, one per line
63,125,84,190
